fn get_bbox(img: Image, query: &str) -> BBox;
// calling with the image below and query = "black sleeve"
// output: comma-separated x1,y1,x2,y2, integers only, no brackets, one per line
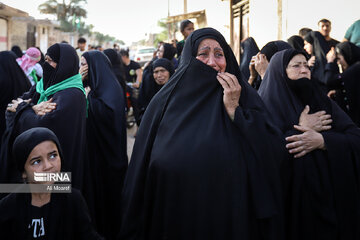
14,88,85,132
132,61,141,70
72,190,104,240
324,62,342,89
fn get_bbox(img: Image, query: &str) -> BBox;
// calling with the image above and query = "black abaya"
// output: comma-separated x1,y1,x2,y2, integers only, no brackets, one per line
239,37,259,81
258,49,360,240
83,50,128,239
0,51,31,143
119,28,284,240
324,42,360,126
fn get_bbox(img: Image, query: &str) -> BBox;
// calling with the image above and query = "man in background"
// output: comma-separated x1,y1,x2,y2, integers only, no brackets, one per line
318,19,339,48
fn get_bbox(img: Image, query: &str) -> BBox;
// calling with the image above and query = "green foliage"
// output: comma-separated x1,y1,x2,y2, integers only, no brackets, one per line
153,19,168,47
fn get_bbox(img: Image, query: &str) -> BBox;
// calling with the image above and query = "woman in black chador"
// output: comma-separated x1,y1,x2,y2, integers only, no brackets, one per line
325,41,360,126
0,43,87,191
81,50,128,239
119,28,284,240
239,37,259,81
258,48,360,240
0,51,31,144
138,58,174,124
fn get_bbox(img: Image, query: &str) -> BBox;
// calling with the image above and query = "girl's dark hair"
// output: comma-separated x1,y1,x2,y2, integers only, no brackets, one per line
180,20,193,33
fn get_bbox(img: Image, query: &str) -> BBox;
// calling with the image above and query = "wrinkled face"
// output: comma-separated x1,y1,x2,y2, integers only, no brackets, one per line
196,38,227,72
182,23,195,39
318,22,331,37
337,53,349,70
157,45,164,59
286,54,311,80
153,66,170,85
45,55,57,68
303,40,313,55
23,141,61,184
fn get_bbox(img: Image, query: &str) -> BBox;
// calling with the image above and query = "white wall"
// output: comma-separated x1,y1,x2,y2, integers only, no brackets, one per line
283,0,360,42
249,0,360,49
249,0,279,48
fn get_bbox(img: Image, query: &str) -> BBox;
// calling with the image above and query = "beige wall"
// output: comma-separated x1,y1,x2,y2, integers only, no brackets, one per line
8,18,28,50
169,0,231,43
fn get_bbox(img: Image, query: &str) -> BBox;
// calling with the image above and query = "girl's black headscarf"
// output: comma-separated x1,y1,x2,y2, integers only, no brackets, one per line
287,35,305,51
336,41,360,66
42,43,79,90
258,48,332,132
240,37,260,80
12,127,62,173
120,27,284,239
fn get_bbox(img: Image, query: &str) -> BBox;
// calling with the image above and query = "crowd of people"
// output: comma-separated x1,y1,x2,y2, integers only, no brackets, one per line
0,17,359,240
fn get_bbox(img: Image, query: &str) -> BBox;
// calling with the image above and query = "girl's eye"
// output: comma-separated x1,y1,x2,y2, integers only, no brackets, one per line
31,159,41,165
197,52,207,57
50,153,58,160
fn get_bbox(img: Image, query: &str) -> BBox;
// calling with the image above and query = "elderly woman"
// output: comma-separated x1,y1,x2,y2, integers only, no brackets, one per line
1,43,87,191
80,50,128,239
0,127,103,239
325,42,360,126
119,28,284,240
138,58,174,124
258,48,360,240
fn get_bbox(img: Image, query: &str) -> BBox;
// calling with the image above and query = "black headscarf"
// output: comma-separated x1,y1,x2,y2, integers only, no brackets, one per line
260,40,292,61
304,31,330,92
0,51,31,142
42,43,79,90
240,37,260,80
152,58,175,76
119,28,284,239
287,35,304,51
12,127,62,172
258,48,360,239
336,41,360,66
162,43,177,61
82,50,127,239
138,58,175,119
11,46,23,58
103,48,127,93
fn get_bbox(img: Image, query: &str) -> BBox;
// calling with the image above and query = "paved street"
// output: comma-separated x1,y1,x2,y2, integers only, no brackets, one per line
127,125,137,161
